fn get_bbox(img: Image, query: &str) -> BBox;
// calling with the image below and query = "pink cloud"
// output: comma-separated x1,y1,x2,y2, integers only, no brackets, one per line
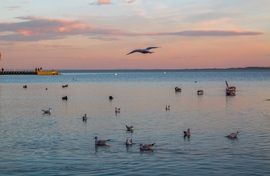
89,0,112,5
140,30,263,37
0,16,127,41
0,16,264,42
169,30,263,36
17,30,31,36
89,0,136,5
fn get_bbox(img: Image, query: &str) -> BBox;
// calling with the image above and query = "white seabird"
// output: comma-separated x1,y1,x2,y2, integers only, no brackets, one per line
94,136,110,146
126,47,159,55
126,138,133,145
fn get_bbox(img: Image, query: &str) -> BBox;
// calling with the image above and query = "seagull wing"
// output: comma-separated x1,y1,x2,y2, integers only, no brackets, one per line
145,47,159,50
127,49,142,55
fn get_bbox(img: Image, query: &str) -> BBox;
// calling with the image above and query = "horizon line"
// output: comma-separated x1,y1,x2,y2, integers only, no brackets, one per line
2,66,270,71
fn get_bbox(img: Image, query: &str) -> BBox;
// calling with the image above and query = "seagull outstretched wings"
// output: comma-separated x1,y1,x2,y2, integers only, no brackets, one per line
127,47,159,55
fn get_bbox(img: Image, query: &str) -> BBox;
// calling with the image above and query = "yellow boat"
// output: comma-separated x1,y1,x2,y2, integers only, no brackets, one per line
37,70,60,75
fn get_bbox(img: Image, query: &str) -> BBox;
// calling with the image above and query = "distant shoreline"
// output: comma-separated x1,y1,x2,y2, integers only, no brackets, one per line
58,67,270,72
2,67,270,72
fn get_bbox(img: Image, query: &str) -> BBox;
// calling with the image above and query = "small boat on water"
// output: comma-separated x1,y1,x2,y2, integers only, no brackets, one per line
37,70,60,75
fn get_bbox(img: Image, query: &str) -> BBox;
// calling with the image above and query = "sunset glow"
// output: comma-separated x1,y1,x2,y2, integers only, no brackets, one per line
0,0,269,70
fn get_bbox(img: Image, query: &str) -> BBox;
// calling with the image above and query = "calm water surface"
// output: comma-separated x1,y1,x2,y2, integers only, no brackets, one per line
0,69,270,175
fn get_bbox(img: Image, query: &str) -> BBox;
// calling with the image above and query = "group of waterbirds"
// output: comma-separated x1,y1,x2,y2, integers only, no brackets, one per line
41,84,70,114
129,45,235,98
40,110,238,152
182,128,239,139
93,125,156,151
94,125,156,151
93,127,238,152
41,106,240,148
40,80,239,152
175,81,236,96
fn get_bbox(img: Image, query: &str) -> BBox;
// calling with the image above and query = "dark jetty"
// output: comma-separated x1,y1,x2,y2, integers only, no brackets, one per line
1,71,37,75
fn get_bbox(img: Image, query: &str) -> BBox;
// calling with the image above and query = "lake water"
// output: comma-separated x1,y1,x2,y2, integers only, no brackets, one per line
0,69,270,175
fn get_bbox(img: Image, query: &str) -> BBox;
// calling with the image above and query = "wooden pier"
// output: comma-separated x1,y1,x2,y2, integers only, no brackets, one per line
0,70,37,75
0,70,60,75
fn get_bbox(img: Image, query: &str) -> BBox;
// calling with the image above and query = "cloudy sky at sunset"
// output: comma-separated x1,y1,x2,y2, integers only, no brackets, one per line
0,0,269,70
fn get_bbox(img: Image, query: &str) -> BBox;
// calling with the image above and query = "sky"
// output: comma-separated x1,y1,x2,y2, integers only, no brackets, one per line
0,0,269,70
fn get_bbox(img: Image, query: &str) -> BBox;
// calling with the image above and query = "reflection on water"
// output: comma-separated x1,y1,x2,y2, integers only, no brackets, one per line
0,70,270,175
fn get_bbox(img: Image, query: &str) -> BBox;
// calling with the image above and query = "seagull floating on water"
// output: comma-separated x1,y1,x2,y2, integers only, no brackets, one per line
183,128,191,137
62,84,68,88
126,125,134,132
139,143,155,151
115,107,120,113
175,87,182,92
94,136,111,146
126,138,133,145
42,108,52,114
197,90,204,95
126,47,159,55
226,131,239,138
82,114,87,122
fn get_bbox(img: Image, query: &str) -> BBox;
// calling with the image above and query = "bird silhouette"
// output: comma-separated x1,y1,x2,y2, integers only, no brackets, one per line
127,47,159,55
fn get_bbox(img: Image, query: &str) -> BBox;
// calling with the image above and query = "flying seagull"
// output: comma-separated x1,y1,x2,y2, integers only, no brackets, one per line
126,47,159,55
